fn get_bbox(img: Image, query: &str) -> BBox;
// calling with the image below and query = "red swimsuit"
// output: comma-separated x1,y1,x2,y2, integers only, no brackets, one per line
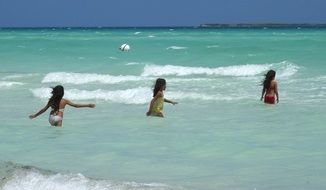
264,95,275,104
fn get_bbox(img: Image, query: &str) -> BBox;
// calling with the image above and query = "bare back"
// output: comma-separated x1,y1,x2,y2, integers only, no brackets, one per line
265,80,277,96
50,98,68,116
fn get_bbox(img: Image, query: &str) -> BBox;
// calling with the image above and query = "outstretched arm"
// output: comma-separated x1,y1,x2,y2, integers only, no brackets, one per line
66,100,95,108
164,98,178,105
29,103,50,119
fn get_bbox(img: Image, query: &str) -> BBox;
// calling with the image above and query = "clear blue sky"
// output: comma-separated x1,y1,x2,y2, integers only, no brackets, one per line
0,0,325,27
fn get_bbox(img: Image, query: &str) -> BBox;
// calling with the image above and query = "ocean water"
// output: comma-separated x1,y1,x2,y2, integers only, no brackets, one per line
0,28,325,190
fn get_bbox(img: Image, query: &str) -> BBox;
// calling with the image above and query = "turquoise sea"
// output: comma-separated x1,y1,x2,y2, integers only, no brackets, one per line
0,28,325,190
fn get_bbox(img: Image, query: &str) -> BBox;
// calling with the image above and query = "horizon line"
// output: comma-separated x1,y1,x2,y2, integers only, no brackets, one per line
1,23,326,29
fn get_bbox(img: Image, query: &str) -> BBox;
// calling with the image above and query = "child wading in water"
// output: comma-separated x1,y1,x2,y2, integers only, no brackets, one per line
146,78,177,117
261,70,279,104
29,85,95,126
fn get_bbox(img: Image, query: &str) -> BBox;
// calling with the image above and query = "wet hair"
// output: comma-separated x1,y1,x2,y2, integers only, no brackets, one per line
153,78,166,97
262,70,276,90
48,85,64,111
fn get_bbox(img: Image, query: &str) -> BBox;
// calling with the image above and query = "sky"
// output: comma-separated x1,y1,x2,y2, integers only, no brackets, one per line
0,0,326,27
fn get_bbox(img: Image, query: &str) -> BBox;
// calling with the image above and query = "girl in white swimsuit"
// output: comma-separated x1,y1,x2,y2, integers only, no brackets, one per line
29,85,95,127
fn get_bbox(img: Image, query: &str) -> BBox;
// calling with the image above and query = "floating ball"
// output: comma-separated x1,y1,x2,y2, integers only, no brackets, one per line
119,44,130,51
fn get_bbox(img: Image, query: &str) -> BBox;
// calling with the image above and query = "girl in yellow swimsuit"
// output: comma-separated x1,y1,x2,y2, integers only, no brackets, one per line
146,78,177,117
29,85,95,127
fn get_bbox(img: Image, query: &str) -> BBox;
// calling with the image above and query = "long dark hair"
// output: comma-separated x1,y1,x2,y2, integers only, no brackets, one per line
153,78,166,97
48,85,64,111
262,70,276,90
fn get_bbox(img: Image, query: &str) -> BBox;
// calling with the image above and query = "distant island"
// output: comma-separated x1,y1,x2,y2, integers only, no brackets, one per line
199,23,326,28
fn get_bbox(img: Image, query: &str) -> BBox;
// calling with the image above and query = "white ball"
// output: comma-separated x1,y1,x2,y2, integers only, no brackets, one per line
119,44,130,51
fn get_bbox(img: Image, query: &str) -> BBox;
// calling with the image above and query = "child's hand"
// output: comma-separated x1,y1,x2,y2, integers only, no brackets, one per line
172,101,178,105
89,104,96,108
29,114,35,119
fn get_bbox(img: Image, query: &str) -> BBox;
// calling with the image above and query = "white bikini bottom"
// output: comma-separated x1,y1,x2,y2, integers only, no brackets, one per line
49,115,62,126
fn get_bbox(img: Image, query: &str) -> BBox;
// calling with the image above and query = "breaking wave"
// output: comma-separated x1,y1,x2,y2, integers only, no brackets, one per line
31,87,151,104
31,87,253,104
141,61,299,77
0,162,183,190
0,81,24,88
42,72,146,85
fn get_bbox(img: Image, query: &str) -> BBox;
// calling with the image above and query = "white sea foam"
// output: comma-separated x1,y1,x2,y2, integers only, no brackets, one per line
166,46,188,50
2,73,38,80
317,76,326,80
142,64,269,77
275,61,300,78
31,87,251,104
168,78,216,83
148,35,155,38
206,45,219,48
166,91,249,101
126,62,142,66
31,88,52,99
0,81,24,88
2,164,178,190
42,72,145,85
134,32,141,35
31,87,152,104
141,61,299,77
303,76,326,82
41,72,218,85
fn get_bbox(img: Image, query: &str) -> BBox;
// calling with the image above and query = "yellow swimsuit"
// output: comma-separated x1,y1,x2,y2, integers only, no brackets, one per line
151,97,164,115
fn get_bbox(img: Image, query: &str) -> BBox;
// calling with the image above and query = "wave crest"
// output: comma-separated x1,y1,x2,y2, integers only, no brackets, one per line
31,87,152,104
141,61,298,77
0,81,24,88
31,87,253,104
42,72,144,85
1,162,182,190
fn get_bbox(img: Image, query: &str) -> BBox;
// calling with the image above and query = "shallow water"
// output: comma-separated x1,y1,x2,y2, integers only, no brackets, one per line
0,28,326,190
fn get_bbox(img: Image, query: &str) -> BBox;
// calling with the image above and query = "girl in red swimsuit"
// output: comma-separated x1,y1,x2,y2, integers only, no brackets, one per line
261,70,279,104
